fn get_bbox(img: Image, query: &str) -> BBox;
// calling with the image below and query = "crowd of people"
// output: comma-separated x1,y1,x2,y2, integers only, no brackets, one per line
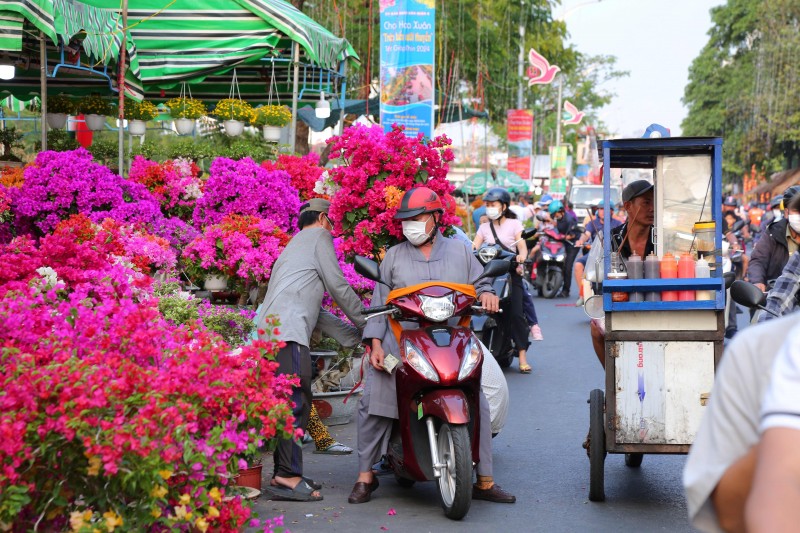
251,178,800,530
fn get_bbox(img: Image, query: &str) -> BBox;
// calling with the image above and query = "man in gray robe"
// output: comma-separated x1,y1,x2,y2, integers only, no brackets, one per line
259,198,366,502
347,187,516,505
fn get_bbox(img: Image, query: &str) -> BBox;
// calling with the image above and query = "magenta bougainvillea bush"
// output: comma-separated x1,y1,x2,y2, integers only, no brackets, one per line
193,157,300,232
129,156,205,221
10,149,166,236
0,228,295,531
326,124,460,259
261,152,325,202
182,214,290,290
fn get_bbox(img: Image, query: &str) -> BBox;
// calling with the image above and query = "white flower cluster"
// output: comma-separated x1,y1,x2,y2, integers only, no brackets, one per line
31,266,63,293
313,170,340,197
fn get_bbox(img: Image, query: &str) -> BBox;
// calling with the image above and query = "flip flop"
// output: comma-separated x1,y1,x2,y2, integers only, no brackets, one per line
263,479,323,502
271,476,321,491
313,442,353,455
519,364,532,374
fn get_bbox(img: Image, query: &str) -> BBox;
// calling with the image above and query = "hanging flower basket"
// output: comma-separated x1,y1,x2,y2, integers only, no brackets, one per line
128,119,146,136
223,119,245,137
174,118,195,136
46,113,67,129
84,114,107,131
263,125,282,142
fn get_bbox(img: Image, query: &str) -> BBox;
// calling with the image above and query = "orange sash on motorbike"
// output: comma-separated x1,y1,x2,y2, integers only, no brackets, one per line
385,282,477,346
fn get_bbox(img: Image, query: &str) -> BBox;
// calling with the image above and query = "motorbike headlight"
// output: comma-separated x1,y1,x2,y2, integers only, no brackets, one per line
542,252,553,260
477,247,498,264
458,337,483,381
404,339,439,382
418,294,455,322
556,253,565,261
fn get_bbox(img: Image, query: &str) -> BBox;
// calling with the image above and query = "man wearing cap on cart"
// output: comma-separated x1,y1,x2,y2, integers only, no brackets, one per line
588,180,655,368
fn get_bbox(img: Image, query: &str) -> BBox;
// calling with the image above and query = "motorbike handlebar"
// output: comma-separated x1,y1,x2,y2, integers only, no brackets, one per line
471,305,503,314
361,305,393,315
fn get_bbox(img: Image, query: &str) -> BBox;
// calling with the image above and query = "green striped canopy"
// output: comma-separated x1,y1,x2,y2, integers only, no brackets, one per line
0,0,356,104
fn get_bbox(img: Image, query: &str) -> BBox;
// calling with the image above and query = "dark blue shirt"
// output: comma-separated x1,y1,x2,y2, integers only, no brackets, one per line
586,215,622,240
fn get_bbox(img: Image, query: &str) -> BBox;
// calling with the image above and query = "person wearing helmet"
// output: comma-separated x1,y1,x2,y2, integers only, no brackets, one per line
723,196,750,241
758,192,800,322
351,187,516,505
747,185,800,293
547,199,581,298
473,187,538,371
258,198,367,502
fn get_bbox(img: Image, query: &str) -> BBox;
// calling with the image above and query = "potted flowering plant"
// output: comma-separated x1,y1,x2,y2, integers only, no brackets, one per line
182,213,290,300
129,156,204,221
45,94,75,129
252,104,291,141
165,96,207,135
212,98,254,137
327,124,460,260
124,100,159,136
77,94,113,131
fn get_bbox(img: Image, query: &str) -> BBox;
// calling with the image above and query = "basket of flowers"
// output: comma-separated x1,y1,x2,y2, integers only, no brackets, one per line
213,98,254,137
77,94,113,131
124,100,160,136
165,96,207,135
252,105,292,141
46,94,75,129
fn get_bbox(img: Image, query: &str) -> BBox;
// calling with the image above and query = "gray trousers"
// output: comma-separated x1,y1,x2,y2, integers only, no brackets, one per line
357,373,493,477
274,342,311,478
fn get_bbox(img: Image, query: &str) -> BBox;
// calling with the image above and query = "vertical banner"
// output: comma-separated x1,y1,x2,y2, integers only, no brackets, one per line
549,145,568,198
507,109,533,183
379,0,435,139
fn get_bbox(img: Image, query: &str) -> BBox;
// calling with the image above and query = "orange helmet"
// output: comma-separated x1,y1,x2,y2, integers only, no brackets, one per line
394,187,443,219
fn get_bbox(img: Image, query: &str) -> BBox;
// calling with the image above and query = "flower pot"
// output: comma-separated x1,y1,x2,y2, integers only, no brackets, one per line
204,274,229,291
128,119,146,136
263,125,282,142
232,463,262,491
174,118,195,135
312,389,362,426
46,113,67,129
223,119,244,137
84,114,107,131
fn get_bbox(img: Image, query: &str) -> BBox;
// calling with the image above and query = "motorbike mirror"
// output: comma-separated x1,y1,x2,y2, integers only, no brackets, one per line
723,271,736,290
354,255,392,289
730,280,767,309
583,295,605,320
522,227,537,240
472,259,511,284
729,219,746,233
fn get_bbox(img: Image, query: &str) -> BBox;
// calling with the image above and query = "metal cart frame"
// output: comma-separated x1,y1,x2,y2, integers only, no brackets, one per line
588,136,725,501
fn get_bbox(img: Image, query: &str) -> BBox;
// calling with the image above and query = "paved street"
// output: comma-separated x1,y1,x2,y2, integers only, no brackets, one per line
252,297,752,532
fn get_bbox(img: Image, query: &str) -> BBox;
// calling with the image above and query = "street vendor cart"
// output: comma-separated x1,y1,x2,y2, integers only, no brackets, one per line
587,135,724,502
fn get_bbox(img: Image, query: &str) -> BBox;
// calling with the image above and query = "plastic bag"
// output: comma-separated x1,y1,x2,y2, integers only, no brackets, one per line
584,236,604,282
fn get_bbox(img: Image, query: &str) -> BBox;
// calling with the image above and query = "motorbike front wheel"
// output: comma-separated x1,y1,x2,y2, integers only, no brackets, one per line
437,423,472,520
542,269,563,299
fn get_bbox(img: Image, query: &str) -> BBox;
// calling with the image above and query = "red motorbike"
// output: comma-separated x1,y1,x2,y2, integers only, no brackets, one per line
355,256,506,520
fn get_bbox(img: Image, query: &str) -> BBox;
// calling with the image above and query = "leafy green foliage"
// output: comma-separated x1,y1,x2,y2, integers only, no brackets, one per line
683,0,800,181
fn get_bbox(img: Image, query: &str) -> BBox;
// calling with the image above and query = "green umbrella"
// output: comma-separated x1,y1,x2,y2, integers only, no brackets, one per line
493,168,530,193
457,171,497,195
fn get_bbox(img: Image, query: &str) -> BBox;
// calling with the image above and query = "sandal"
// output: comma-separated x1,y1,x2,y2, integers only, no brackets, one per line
264,479,322,502
313,442,353,455
271,476,321,491
519,364,532,374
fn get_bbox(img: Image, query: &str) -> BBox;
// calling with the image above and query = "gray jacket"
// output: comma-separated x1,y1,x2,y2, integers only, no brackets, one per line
363,235,493,418
257,227,366,347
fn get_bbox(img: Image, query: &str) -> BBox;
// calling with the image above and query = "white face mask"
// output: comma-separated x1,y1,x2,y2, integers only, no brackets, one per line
486,207,502,220
402,216,432,246
773,209,783,221
789,214,800,233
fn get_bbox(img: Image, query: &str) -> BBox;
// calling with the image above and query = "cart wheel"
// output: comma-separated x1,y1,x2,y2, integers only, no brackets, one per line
624,453,643,468
589,388,606,502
